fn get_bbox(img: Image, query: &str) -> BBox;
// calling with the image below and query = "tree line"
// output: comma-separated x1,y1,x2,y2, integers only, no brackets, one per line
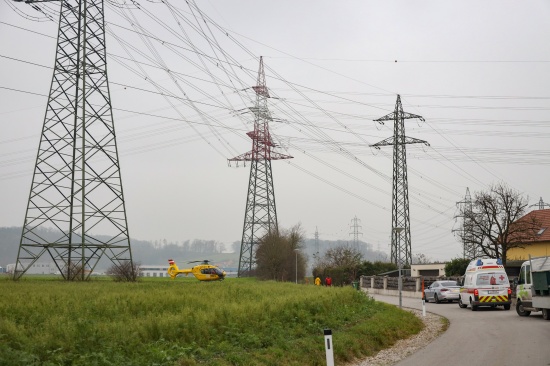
253,224,397,286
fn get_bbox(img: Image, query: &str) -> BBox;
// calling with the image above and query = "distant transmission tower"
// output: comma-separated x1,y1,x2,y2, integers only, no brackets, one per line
349,216,362,251
371,95,429,266
456,188,477,259
530,197,550,210
314,226,320,258
13,0,134,280
229,57,293,276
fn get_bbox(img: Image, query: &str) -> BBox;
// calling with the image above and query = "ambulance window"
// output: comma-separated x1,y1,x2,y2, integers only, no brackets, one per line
476,273,509,286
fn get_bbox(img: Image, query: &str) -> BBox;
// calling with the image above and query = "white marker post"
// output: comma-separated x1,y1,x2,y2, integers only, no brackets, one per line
421,278,426,317
422,298,426,317
324,329,334,366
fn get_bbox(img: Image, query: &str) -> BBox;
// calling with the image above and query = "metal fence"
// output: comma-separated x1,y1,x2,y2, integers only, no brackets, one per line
361,275,462,291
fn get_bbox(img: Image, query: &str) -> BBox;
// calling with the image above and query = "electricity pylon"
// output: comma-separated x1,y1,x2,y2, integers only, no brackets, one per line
530,197,550,211
371,95,428,266
314,226,320,258
13,0,134,280
349,216,362,251
455,187,478,259
228,57,292,276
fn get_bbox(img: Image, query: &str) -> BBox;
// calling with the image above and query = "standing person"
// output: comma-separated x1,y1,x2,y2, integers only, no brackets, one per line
314,276,321,286
325,276,332,287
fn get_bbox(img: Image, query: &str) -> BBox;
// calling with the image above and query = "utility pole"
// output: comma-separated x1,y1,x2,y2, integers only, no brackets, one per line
371,95,428,267
13,0,134,280
229,57,293,276
349,216,362,251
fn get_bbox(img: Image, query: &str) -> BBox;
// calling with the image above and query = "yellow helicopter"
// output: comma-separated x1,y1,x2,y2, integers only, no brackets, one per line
167,259,226,281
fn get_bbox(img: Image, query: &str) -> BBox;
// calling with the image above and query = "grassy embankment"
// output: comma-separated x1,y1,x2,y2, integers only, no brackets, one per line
0,276,423,365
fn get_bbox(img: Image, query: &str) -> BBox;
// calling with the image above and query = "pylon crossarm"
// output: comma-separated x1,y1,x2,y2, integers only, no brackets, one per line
401,112,425,121
269,152,293,160
229,151,254,162
15,0,61,3
373,112,396,123
370,137,395,148
252,85,270,98
403,137,429,146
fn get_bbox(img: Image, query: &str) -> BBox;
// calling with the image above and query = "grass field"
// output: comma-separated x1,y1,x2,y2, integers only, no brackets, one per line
0,276,423,365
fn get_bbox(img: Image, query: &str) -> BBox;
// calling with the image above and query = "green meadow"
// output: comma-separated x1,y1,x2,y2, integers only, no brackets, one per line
0,276,423,365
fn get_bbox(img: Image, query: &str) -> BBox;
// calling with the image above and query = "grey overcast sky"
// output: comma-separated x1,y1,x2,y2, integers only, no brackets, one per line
1,0,549,261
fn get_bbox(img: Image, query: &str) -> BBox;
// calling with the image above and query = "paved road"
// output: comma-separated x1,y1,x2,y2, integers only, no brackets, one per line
371,294,550,366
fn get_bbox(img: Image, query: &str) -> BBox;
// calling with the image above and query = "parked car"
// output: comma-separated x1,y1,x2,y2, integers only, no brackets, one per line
424,280,460,303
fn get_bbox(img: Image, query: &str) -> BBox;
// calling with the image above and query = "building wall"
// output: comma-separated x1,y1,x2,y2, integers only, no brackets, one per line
6,262,58,275
411,263,446,277
140,265,169,278
506,242,550,260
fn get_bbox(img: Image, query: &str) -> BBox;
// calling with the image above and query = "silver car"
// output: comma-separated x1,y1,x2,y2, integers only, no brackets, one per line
424,280,460,303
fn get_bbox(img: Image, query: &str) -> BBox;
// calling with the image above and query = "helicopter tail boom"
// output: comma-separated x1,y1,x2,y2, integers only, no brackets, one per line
167,259,192,279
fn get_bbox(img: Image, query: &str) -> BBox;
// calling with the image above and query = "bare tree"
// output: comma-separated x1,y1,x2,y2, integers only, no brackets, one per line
457,183,539,265
106,261,141,282
412,253,431,264
324,246,362,268
313,245,362,285
62,262,86,281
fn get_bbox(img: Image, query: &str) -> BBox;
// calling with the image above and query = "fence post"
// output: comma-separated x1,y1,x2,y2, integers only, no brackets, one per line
383,276,388,290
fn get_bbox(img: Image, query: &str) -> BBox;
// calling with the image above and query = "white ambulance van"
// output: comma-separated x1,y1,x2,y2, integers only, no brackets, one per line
458,258,512,311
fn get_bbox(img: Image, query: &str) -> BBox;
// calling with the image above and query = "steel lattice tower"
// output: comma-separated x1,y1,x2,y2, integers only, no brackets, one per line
349,216,362,251
371,95,428,266
530,197,550,211
13,0,134,280
460,188,476,259
229,57,292,276
314,226,319,258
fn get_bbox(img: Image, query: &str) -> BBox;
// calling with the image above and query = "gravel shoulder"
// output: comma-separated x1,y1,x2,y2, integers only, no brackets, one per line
347,308,448,366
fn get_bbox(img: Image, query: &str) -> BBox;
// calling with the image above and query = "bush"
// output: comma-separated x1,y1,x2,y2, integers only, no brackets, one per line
106,261,141,282
445,258,470,276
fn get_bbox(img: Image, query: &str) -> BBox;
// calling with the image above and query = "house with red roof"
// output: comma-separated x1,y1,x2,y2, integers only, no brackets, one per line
507,209,550,261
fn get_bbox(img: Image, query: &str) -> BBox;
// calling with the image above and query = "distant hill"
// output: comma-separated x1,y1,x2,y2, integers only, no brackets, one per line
0,227,390,271
0,227,239,269
0,227,22,268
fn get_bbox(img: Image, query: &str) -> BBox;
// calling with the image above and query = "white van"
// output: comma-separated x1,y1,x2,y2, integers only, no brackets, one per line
515,256,550,319
458,258,512,311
